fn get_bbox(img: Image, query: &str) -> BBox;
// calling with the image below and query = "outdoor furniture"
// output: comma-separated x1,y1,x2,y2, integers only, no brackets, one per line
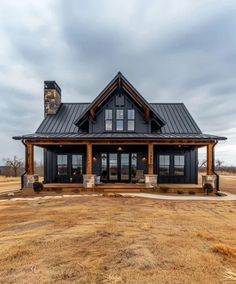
131,170,144,183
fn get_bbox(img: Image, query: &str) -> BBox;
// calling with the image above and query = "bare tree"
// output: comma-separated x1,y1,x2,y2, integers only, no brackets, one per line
3,156,24,177
199,159,207,169
216,159,224,171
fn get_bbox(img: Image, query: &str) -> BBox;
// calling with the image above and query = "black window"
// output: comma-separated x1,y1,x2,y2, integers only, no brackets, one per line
72,155,83,175
115,94,124,106
101,153,108,180
131,153,137,178
159,155,170,176
116,109,124,131
105,109,112,131
174,155,185,176
127,109,135,131
57,155,67,175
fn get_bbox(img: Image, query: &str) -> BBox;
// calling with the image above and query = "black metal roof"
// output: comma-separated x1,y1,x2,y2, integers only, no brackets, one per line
34,102,201,135
13,102,226,141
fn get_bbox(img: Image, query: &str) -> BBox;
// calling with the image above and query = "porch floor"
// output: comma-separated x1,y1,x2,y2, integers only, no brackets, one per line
43,182,202,193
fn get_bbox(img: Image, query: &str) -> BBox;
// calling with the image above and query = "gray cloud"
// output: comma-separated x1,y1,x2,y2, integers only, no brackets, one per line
0,0,235,164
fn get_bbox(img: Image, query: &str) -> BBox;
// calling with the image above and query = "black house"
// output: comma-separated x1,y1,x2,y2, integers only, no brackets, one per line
13,72,226,186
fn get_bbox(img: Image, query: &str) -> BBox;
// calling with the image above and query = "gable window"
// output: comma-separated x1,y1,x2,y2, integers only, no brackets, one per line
115,94,124,106
57,155,67,175
116,109,124,131
127,109,135,131
174,155,185,176
105,109,113,131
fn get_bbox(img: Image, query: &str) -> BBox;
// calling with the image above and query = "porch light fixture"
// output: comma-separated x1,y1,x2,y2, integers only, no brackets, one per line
142,155,147,161
92,156,97,161
117,146,123,151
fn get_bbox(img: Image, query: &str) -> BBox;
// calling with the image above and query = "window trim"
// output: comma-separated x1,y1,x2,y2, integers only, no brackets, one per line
159,154,170,176
127,109,135,132
57,154,68,175
174,154,185,176
116,109,124,131
105,109,113,131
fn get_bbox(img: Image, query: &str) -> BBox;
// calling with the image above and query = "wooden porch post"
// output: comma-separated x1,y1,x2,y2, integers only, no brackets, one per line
207,143,213,175
27,143,34,175
148,143,154,175
86,142,92,174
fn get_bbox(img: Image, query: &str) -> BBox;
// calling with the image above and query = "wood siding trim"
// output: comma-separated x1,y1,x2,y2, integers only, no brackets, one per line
26,143,34,175
25,139,216,147
148,143,154,174
207,143,213,175
86,143,93,174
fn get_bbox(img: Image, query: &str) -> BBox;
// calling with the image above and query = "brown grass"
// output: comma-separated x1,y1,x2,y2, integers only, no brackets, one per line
212,244,236,259
0,196,235,283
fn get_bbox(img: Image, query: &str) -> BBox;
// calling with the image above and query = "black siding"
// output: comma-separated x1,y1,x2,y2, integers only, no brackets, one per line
154,146,198,184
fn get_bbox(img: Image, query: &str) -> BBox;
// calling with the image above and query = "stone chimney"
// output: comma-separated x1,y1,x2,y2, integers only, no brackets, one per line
44,81,61,115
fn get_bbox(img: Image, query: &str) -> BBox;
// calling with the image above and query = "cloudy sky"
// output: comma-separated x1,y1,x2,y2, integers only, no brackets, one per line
0,0,235,165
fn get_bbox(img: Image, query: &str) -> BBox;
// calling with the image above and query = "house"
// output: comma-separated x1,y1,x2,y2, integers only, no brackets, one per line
13,72,226,188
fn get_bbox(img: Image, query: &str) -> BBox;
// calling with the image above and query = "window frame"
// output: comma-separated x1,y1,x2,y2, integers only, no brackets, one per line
105,109,113,131
57,154,68,175
127,109,135,132
159,155,170,176
174,155,185,176
116,109,124,131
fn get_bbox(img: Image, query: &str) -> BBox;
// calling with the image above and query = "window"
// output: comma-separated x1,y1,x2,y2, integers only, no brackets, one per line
105,109,112,131
115,94,124,106
174,155,185,176
131,153,137,178
127,109,135,131
101,153,108,180
116,109,124,131
57,155,67,175
159,155,170,176
72,155,83,175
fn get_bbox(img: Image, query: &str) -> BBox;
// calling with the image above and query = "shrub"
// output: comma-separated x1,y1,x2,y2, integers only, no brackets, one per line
33,182,43,193
160,187,169,193
188,190,196,195
203,183,213,194
177,190,184,195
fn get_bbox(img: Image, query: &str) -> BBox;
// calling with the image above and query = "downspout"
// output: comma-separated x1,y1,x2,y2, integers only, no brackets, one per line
21,140,28,190
212,140,219,191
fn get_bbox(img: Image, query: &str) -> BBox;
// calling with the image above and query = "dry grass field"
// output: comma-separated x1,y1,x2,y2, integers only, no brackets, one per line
0,196,235,283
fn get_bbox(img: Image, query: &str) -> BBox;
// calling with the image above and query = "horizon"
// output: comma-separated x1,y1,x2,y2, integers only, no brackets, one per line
0,1,235,165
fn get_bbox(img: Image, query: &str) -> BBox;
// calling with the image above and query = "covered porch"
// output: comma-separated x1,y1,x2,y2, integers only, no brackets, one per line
22,138,218,189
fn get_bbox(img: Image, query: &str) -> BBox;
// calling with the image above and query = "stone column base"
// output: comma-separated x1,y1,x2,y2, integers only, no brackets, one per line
144,174,158,188
83,174,96,188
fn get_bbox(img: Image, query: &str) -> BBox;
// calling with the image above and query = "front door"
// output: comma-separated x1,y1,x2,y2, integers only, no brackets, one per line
106,153,130,182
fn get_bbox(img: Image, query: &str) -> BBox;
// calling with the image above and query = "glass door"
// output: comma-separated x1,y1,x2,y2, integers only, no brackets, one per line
109,153,118,181
120,153,129,181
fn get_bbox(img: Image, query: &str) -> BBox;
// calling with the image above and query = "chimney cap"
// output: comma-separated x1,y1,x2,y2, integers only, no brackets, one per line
44,81,61,94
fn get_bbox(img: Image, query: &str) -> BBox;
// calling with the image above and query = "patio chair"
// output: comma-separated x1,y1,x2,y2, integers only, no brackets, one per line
131,170,144,183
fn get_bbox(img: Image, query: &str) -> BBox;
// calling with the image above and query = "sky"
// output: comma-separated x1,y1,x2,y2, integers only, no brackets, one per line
0,0,235,165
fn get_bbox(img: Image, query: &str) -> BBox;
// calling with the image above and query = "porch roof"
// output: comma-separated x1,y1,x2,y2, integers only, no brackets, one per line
13,132,226,141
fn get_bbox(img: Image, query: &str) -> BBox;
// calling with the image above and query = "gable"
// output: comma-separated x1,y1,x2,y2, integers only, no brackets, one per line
74,72,166,127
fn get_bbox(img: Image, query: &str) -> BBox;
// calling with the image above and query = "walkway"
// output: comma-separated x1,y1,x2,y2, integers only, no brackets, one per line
0,192,236,202
123,192,236,201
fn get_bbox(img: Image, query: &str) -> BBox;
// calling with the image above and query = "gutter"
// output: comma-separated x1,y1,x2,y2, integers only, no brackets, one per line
20,140,28,190
212,140,219,191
